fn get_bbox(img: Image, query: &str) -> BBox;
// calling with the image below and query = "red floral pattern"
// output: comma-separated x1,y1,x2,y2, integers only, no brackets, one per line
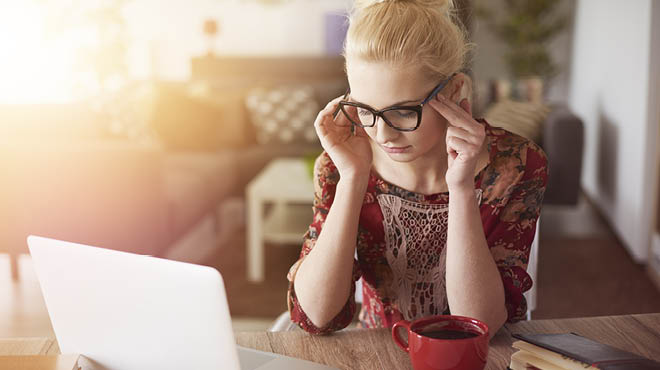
287,119,548,334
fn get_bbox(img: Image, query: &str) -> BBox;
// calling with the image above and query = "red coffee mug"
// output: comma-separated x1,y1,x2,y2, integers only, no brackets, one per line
392,315,489,370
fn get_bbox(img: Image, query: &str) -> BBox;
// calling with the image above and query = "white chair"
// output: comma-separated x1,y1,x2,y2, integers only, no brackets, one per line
269,311,300,332
523,216,541,320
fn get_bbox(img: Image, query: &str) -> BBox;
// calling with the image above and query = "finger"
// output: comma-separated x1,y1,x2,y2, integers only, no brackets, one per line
431,96,474,128
314,117,332,147
459,98,472,116
448,149,458,162
315,101,352,147
430,97,481,134
315,99,345,129
435,104,485,141
446,136,480,158
334,104,355,128
314,105,340,141
325,95,345,108
354,124,370,138
446,126,483,146
315,118,346,150
318,97,345,120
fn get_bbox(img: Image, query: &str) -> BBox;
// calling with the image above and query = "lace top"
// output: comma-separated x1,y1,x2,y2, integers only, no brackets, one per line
287,119,548,334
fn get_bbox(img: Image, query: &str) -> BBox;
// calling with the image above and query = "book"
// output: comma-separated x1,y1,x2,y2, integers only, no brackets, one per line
509,333,660,370
510,349,572,370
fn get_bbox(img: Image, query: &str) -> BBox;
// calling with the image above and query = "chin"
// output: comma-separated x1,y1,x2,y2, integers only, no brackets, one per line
383,150,419,163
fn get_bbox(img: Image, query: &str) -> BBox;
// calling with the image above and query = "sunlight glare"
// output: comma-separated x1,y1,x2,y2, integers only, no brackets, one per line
0,2,100,103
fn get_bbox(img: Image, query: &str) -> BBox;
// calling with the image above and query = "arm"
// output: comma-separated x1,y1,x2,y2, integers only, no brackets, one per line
287,96,373,333
446,189,507,340
286,151,369,334
430,84,547,339
430,90,507,338
446,143,548,339
292,160,368,329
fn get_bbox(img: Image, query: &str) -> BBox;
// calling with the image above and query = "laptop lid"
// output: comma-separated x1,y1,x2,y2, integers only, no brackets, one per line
27,235,241,370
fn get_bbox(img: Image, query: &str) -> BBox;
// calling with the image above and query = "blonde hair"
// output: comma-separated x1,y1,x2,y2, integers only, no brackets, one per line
344,0,473,81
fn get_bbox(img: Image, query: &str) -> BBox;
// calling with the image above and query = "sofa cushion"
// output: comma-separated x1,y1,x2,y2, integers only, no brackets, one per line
0,141,171,257
151,83,249,151
163,151,238,238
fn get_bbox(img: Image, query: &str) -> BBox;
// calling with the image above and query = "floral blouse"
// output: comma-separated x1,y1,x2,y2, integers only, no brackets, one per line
287,119,548,335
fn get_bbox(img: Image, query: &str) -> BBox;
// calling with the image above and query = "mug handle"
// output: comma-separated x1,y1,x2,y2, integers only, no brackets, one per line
391,320,411,352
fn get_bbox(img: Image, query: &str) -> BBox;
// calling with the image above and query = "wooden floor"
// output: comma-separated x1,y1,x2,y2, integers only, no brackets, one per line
534,196,660,318
2,195,660,338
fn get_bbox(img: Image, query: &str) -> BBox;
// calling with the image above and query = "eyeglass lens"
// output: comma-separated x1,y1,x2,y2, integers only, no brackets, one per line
341,105,419,130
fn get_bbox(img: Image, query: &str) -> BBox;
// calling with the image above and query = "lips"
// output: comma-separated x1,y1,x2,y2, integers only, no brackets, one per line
382,145,411,154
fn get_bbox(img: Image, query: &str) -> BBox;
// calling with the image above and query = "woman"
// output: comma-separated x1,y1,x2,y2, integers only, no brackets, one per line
287,0,548,339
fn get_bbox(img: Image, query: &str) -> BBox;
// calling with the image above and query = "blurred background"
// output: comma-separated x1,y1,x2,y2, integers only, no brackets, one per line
1,0,660,337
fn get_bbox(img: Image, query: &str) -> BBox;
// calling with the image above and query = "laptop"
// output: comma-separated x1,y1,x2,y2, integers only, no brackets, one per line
27,235,337,370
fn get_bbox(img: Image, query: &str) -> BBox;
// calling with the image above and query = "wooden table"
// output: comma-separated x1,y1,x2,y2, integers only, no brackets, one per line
0,338,78,370
3,314,659,369
235,313,660,370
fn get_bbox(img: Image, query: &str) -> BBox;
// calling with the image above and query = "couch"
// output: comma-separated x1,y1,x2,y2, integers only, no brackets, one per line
0,138,242,278
1,56,582,283
539,104,584,205
0,56,344,280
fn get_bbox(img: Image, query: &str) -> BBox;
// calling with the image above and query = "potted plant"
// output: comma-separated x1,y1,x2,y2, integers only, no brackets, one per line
476,0,568,102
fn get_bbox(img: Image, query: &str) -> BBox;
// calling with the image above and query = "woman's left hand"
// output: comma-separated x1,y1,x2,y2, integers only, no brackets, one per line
429,95,486,191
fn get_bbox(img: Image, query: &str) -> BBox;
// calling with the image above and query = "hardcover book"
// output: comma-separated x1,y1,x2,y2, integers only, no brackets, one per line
509,333,660,370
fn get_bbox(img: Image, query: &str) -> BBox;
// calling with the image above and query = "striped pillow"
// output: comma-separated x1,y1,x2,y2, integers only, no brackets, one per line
483,99,550,144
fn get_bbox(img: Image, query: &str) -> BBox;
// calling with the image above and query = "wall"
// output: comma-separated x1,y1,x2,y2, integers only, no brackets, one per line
123,0,352,81
650,0,660,277
569,0,659,262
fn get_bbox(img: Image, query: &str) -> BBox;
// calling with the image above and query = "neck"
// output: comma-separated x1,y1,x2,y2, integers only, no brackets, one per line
372,141,450,195
371,139,490,196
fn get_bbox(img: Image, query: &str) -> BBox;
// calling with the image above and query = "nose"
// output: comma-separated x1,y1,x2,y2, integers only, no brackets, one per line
374,116,400,145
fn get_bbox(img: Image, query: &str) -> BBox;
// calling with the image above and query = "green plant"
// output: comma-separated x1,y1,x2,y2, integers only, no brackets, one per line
476,0,568,80
304,150,323,180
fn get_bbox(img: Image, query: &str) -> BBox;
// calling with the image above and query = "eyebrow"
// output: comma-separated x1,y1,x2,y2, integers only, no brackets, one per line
348,95,424,109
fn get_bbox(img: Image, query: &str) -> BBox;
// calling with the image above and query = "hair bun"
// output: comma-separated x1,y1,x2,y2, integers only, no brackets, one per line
352,0,453,13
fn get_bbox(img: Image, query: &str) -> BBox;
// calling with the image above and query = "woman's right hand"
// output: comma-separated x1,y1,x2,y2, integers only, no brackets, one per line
314,97,373,180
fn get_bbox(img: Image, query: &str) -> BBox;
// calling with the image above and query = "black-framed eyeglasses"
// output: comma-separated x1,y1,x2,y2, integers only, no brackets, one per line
337,73,457,132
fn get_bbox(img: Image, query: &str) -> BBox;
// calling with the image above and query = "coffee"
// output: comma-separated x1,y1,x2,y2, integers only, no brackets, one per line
419,329,479,340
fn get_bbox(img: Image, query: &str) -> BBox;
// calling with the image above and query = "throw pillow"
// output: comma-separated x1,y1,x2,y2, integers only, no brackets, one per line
483,99,550,144
151,84,227,151
245,85,320,145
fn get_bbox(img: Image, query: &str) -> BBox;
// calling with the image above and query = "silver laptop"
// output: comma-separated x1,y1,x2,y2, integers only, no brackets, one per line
27,235,336,370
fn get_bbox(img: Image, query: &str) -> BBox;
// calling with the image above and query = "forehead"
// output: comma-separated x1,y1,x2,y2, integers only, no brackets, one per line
345,58,434,109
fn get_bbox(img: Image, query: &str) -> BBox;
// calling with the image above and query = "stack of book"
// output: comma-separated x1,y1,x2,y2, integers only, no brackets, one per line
509,333,660,369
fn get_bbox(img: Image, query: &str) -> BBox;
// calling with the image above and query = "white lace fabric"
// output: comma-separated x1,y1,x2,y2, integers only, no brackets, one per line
376,190,483,321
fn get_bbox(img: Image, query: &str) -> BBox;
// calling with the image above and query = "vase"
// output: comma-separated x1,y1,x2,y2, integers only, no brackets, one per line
517,76,544,103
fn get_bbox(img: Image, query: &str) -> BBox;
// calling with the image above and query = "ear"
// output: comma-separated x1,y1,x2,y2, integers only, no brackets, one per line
448,73,471,103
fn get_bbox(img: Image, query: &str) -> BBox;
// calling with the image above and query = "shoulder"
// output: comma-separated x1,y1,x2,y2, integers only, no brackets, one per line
312,151,341,193
480,119,548,204
483,118,546,158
